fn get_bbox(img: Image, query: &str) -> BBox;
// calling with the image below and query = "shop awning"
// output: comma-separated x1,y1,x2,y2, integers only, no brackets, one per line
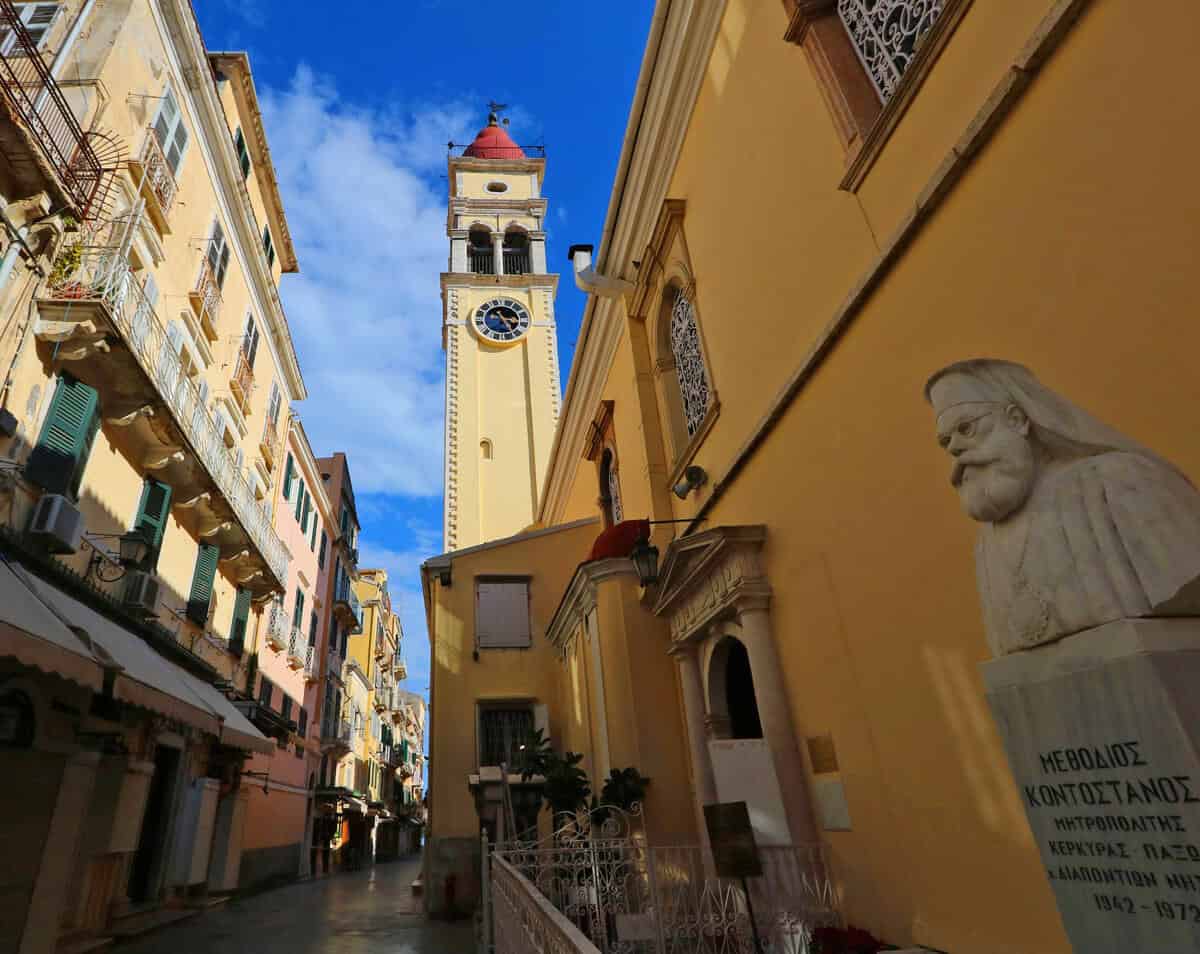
0,559,107,691
17,568,272,754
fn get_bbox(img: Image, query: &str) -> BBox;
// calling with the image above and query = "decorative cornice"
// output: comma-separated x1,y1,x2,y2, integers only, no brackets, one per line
651,525,770,643
538,0,727,525
440,272,559,292
782,0,836,44
546,558,640,655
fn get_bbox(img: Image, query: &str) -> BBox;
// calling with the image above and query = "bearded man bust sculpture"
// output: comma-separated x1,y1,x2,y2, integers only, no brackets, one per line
926,359,1200,657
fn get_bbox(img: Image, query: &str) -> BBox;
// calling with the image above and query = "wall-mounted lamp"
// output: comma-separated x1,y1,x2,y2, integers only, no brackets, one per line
630,537,660,587
672,465,708,500
82,530,151,582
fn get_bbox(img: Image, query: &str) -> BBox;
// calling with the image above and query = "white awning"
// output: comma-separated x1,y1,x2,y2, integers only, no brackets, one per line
0,559,107,691
17,568,273,754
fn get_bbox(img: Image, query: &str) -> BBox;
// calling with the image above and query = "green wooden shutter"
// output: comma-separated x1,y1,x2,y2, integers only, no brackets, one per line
301,489,311,534
318,530,327,569
133,478,172,565
26,374,101,497
283,452,294,498
292,588,305,630
308,610,318,646
186,544,219,625
294,477,304,521
229,587,251,653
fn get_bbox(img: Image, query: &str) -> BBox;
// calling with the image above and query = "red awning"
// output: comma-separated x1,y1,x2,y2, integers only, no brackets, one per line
587,519,650,562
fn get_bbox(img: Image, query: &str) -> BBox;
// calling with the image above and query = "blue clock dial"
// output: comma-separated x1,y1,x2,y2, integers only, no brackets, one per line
473,298,531,342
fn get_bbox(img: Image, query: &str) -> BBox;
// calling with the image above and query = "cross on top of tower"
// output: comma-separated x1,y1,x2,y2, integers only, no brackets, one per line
487,101,510,126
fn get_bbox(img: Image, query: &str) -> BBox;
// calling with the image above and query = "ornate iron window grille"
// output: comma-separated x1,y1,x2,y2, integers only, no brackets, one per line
669,287,711,437
837,0,945,100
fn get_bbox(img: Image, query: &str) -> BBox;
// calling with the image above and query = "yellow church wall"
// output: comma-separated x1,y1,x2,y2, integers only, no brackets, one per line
567,1,1200,950
427,519,598,843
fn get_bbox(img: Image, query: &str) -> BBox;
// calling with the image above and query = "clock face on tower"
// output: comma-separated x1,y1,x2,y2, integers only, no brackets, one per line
473,298,531,343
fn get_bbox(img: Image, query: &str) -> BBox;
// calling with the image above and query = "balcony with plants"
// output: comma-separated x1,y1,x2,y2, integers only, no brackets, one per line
32,245,289,595
187,255,223,345
127,128,178,234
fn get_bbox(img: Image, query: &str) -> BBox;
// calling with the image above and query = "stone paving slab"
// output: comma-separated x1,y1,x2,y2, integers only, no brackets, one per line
113,856,475,954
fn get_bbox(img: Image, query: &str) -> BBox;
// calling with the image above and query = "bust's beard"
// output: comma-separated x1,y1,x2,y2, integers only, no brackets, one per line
956,454,1036,523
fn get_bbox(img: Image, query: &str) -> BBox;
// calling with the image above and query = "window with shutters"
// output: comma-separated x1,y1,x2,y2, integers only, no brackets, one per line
281,694,293,723
301,489,311,534
267,382,281,426
478,704,534,768
475,579,531,649
294,477,305,522
318,530,327,569
283,452,295,499
308,610,318,647
151,85,190,176
132,478,172,568
298,706,308,737
0,3,60,54
262,225,275,269
186,544,219,625
207,219,231,289
25,374,100,500
241,314,260,369
233,126,251,179
229,587,251,654
258,675,273,709
292,588,305,631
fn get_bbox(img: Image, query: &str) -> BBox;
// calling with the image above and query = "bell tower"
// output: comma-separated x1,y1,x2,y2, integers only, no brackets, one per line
441,109,561,551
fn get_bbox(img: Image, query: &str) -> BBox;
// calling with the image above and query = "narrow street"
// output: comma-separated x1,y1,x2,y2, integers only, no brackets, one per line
115,856,474,954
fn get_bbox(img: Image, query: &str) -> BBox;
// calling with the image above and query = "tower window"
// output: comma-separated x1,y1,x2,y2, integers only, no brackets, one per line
599,447,622,527
502,228,530,276
486,181,508,194
468,226,493,275
480,439,493,460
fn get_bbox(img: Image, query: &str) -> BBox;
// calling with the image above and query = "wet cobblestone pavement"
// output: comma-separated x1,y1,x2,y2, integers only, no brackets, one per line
115,856,475,953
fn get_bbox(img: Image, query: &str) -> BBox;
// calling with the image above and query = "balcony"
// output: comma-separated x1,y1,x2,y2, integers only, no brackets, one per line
326,648,344,685
264,599,287,652
303,645,319,683
320,717,352,755
188,256,223,344
0,0,106,221
229,349,254,416
127,130,178,233
286,627,305,669
259,419,281,472
333,576,363,633
32,247,290,594
394,654,407,681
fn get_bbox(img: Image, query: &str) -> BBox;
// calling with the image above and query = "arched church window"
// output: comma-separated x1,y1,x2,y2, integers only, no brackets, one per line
480,439,493,460
599,447,622,526
669,286,711,437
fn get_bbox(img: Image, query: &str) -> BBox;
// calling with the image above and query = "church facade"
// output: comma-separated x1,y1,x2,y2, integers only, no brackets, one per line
423,0,1199,950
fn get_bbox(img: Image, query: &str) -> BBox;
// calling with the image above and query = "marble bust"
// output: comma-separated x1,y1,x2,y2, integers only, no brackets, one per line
925,359,1200,656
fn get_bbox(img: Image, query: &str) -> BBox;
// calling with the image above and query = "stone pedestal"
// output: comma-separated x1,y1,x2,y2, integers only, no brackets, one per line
982,618,1200,954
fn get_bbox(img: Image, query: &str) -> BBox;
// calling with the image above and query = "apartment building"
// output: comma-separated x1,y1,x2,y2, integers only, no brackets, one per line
0,0,357,946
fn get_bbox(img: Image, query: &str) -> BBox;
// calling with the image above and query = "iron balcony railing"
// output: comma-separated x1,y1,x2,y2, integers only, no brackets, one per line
303,644,318,682
394,653,407,680
320,717,352,748
230,348,254,414
259,418,281,470
286,626,305,667
0,0,105,219
136,130,178,219
502,249,530,275
263,599,287,651
191,255,223,328
326,647,344,684
42,247,289,585
468,247,494,274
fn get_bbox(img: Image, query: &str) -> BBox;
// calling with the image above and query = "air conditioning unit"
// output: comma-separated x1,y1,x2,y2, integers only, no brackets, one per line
28,493,84,553
123,570,160,616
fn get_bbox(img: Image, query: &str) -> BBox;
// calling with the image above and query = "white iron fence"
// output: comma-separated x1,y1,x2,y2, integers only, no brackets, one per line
484,806,840,954
45,246,289,585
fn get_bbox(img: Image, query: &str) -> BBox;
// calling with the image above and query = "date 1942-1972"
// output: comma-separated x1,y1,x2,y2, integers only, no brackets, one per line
1094,894,1200,922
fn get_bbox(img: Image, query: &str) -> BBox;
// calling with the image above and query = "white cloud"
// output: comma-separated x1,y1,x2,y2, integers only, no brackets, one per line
262,67,477,497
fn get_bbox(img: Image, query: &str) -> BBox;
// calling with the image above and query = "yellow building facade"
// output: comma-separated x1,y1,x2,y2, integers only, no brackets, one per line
425,1,1196,950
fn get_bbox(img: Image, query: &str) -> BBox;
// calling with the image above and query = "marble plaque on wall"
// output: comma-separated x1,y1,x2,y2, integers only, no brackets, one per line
982,619,1200,953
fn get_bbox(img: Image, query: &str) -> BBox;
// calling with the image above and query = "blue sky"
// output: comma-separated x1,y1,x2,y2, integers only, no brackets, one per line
195,2,654,702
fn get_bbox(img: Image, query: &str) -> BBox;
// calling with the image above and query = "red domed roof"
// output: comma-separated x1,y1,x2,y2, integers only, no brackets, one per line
463,113,525,160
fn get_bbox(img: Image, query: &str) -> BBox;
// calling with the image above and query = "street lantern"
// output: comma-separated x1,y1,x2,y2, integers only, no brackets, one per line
118,530,150,567
630,537,660,586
